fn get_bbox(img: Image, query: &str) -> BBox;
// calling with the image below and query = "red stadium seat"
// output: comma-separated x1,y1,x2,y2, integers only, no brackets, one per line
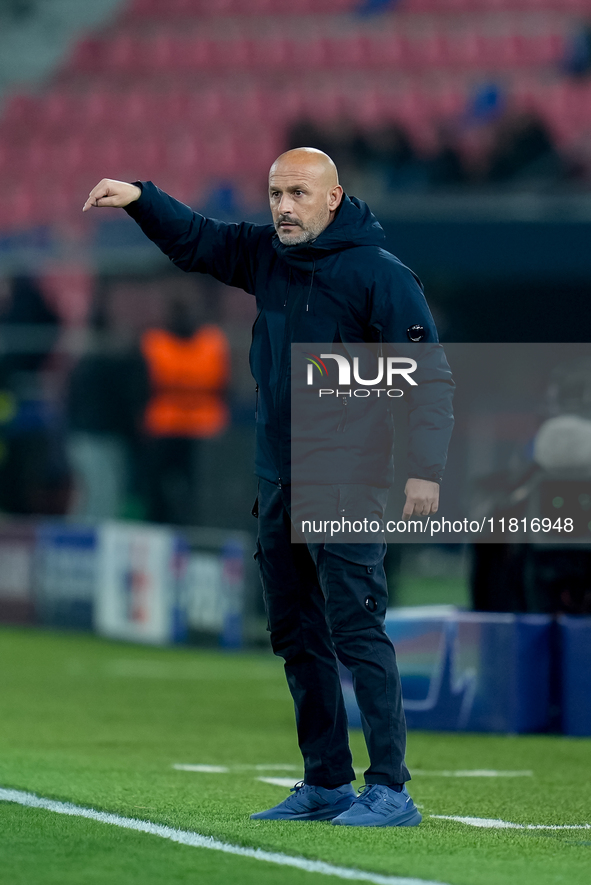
431,83,466,118
103,34,142,75
149,89,190,126
80,88,118,131
450,31,489,70
370,34,412,69
185,87,228,124
1,93,40,136
327,36,371,70
210,38,254,71
301,85,346,122
224,85,267,123
166,133,206,175
40,90,80,134
491,33,528,68
250,36,292,70
184,37,214,72
232,0,280,14
126,0,162,17
2,182,36,229
290,38,331,71
415,32,452,69
266,87,306,123
532,32,565,66
67,37,103,73
118,88,155,130
345,87,385,127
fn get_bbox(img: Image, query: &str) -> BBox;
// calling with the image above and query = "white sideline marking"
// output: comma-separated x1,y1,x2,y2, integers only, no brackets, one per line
174,764,230,773
257,777,300,788
412,770,533,778
0,787,447,885
173,764,299,773
432,815,591,830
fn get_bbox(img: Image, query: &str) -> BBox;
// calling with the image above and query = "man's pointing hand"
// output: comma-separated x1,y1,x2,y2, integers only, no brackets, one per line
82,179,141,212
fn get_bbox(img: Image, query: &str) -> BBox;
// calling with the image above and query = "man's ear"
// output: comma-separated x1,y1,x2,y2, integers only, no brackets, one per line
328,185,343,212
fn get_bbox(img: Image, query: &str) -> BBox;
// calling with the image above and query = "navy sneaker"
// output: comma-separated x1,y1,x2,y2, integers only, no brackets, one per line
331,784,422,827
250,781,355,821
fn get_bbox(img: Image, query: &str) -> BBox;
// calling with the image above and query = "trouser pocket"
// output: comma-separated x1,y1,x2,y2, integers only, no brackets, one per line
316,543,389,634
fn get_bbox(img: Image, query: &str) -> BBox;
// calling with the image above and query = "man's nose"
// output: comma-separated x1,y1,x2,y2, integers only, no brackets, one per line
278,193,294,215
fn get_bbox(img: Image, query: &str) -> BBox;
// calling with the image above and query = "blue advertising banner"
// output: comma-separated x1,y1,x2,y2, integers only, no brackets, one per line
560,615,591,737
343,608,553,733
34,523,98,629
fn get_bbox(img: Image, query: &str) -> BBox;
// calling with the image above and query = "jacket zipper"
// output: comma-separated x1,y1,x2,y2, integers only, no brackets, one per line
337,394,349,432
275,267,313,484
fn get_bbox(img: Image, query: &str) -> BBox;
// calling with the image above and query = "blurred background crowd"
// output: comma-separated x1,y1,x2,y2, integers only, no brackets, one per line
2,0,591,618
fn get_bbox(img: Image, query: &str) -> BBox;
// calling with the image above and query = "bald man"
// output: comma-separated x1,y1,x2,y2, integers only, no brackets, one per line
84,150,453,827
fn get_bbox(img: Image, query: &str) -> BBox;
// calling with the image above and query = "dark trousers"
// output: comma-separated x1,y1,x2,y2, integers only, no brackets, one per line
255,478,410,787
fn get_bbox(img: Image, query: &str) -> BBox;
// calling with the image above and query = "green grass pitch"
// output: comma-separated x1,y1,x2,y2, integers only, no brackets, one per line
1,626,590,885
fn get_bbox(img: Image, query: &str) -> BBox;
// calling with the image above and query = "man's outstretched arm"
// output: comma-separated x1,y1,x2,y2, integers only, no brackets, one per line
83,179,268,294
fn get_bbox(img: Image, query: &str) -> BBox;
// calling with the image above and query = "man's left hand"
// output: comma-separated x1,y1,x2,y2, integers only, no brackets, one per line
402,478,439,519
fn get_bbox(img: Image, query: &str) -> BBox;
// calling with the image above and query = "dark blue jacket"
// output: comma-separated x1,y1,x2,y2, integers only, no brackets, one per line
126,183,454,486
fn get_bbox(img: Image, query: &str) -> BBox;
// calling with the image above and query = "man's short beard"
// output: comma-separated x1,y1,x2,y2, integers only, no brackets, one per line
275,210,329,246
276,227,317,246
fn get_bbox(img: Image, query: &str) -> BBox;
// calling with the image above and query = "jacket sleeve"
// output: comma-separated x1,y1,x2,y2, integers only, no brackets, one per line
124,181,271,295
369,256,455,484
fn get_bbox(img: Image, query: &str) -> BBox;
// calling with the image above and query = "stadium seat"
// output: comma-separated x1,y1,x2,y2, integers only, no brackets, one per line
416,33,453,69
103,34,141,75
450,31,489,70
290,38,331,71
1,93,39,137
184,37,215,72
117,88,155,130
80,89,118,131
139,35,181,74
2,182,36,230
40,91,79,135
327,36,371,70
533,32,565,65
209,38,254,71
301,85,346,122
344,87,385,126
251,36,293,70
68,37,103,73
370,34,412,69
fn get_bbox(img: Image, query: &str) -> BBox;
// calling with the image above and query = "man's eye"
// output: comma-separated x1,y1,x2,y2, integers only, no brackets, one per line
294,191,303,196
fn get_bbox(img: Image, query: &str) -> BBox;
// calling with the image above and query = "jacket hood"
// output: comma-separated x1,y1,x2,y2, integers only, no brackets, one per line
272,194,385,270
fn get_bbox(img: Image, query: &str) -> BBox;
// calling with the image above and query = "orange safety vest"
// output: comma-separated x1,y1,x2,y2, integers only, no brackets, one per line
141,324,230,438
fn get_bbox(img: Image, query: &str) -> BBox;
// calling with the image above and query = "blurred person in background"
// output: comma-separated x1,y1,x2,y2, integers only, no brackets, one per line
355,122,428,191
67,290,148,521
0,275,70,515
287,119,467,193
427,126,468,190
141,293,230,525
485,112,566,188
471,356,591,616
563,20,591,77
83,146,453,828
